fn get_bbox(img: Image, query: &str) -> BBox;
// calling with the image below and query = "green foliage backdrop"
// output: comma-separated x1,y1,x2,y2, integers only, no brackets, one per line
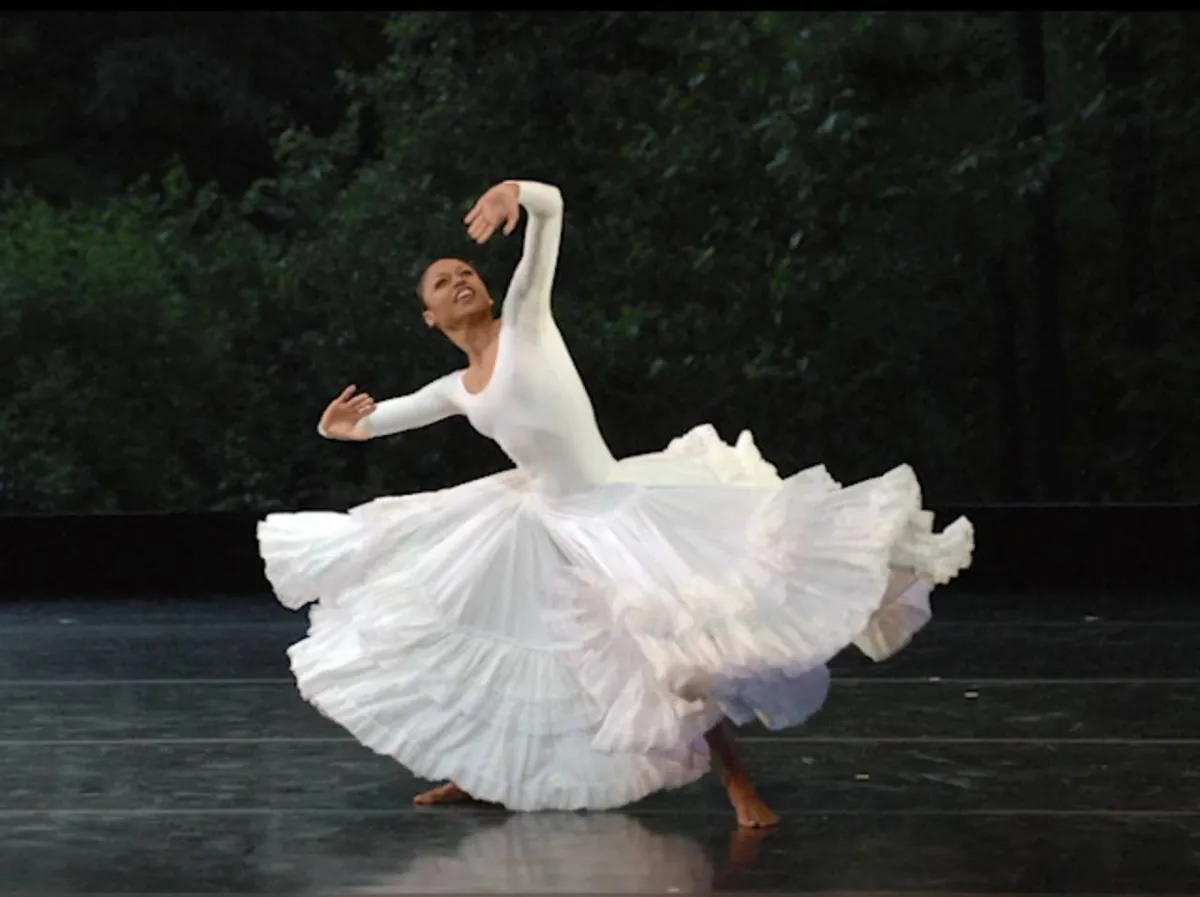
1,12,1195,512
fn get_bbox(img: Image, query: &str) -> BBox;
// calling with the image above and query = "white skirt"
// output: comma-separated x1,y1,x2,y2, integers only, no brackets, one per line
257,425,973,811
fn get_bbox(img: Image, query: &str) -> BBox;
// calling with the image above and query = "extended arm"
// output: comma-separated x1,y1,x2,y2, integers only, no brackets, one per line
319,374,459,440
501,180,563,329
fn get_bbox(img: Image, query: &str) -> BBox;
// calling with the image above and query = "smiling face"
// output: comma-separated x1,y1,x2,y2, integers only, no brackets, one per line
419,258,493,330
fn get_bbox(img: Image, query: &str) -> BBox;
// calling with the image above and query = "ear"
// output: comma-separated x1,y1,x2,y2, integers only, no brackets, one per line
422,309,436,329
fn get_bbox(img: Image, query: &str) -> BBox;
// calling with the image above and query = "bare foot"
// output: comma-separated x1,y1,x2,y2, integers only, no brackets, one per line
704,719,780,829
413,782,472,806
727,781,780,829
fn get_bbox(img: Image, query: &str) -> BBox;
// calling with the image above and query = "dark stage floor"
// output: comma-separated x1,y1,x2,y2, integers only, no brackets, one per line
1,593,1197,895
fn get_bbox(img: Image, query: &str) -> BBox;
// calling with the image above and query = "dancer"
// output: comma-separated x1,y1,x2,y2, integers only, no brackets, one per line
258,179,973,828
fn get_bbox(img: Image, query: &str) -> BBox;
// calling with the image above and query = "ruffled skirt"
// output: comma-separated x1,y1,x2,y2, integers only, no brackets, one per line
258,425,973,810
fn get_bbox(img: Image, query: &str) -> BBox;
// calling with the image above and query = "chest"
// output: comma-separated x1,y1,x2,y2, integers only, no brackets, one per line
460,341,500,395
462,366,544,442
457,324,581,441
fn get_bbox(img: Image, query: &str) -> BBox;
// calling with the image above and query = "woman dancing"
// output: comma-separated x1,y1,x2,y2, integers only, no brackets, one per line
258,179,973,828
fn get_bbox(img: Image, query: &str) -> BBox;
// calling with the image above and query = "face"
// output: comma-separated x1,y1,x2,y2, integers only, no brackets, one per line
420,258,492,329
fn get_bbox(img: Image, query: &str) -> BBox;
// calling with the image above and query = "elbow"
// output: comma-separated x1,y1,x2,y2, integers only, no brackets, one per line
517,181,563,218
547,184,564,216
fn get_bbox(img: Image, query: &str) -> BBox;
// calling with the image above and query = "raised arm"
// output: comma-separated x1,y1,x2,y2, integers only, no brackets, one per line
501,181,563,329
318,375,459,441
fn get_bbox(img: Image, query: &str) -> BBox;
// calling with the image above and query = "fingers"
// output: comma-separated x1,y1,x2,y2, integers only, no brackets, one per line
468,215,497,245
333,386,374,417
502,206,519,236
346,393,375,416
465,189,522,243
350,393,372,419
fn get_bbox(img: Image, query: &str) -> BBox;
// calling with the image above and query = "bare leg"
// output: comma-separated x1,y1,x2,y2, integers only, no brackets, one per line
413,782,472,805
882,567,920,603
853,566,932,662
705,718,779,829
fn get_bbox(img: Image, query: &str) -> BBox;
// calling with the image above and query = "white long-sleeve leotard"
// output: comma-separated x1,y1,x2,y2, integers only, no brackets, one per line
352,181,620,498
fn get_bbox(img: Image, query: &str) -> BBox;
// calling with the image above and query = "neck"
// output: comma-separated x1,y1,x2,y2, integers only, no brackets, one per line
444,314,500,363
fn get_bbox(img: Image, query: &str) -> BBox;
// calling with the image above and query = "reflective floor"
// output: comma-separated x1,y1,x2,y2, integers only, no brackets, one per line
1,593,1197,895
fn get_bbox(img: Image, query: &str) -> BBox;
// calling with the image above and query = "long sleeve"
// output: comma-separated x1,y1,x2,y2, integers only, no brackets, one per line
319,374,459,440
501,180,563,330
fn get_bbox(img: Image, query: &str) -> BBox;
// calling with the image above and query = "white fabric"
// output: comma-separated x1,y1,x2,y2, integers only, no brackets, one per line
258,180,975,811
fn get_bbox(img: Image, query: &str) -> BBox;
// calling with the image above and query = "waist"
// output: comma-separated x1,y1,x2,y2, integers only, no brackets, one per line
525,455,618,498
503,442,617,498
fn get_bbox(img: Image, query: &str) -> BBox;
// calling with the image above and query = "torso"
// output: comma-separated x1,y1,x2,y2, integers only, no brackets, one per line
457,319,618,498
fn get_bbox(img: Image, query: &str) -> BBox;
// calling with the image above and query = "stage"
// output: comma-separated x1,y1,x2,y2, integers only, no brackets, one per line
0,591,1195,895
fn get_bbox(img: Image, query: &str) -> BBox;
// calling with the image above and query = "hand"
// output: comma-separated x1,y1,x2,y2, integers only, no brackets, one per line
464,181,520,245
319,385,376,440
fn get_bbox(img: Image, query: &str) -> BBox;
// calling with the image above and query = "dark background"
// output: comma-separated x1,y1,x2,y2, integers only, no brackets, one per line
1,11,1196,599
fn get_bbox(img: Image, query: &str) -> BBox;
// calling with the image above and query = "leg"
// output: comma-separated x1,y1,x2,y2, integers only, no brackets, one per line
705,718,779,829
853,566,933,662
413,782,473,805
882,567,920,603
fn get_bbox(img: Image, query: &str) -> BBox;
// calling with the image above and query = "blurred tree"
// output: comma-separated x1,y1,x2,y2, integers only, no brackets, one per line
1014,11,1066,500
1,11,1196,512
0,11,387,198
